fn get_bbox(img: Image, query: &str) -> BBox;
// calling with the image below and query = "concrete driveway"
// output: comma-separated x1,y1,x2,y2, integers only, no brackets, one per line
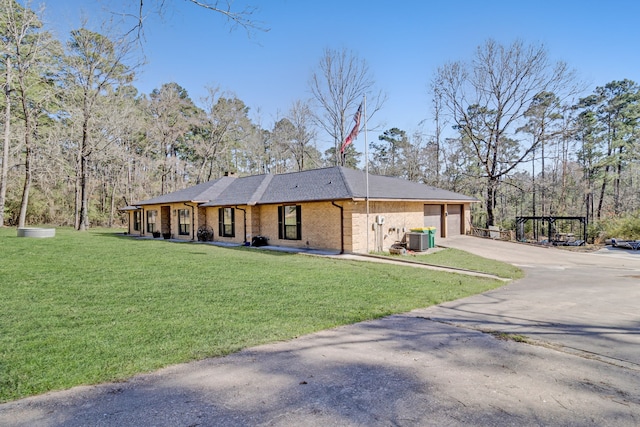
431,236,640,367
1,237,640,426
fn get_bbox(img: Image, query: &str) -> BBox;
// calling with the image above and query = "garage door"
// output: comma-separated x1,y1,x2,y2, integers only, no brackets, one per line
423,204,441,232
447,204,462,236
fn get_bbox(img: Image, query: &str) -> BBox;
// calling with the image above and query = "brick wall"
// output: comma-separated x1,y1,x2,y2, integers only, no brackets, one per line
135,200,472,252
203,206,255,245
347,201,425,253
255,201,343,251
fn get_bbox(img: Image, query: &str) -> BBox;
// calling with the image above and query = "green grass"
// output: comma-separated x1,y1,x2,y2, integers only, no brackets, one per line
381,248,524,279
0,228,506,403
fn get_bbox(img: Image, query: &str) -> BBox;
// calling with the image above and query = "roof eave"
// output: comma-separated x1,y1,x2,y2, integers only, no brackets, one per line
351,197,479,203
119,205,140,211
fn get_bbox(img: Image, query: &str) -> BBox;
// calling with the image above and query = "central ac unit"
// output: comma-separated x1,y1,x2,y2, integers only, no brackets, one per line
408,233,429,251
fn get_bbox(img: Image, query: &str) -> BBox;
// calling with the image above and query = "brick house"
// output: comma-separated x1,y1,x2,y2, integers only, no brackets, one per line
122,166,478,254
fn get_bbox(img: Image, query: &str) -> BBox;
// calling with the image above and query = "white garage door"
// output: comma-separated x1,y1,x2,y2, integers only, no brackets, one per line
447,204,462,236
423,205,442,234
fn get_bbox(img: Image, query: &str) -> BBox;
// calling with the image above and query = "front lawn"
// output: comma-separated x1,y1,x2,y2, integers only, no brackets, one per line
0,228,506,402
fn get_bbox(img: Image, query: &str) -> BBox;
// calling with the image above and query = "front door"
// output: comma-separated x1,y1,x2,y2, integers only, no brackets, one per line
161,206,171,235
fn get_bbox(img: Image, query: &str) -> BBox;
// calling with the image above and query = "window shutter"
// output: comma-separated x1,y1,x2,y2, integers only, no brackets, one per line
296,205,302,240
218,208,224,237
230,208,235,237
278,206,283,239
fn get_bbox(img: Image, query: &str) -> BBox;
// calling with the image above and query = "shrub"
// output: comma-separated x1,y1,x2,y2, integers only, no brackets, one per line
600,212,640,240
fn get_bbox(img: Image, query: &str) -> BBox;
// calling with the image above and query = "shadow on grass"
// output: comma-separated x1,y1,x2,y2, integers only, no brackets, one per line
218,244,303,257
91,231,130,239
116,233,301,257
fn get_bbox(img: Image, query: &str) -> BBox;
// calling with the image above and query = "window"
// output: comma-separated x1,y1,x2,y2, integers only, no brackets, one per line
147,210,158,233
178,209,190,235
278,205,301,240
133,211,141,231
218,207,235,237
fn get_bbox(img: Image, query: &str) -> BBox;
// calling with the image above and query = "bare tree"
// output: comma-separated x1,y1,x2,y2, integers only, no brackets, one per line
518,91,564,217
429,83,446,185
309,47,386,166
65,26,137,230
433,39,576,226
93,85,144,226
0,51,9,226
191,88,254,181
0,0,20,227
147,82,199,193
269,117,295,173
0,0,61,227
285,100,318,171
123,1,267,39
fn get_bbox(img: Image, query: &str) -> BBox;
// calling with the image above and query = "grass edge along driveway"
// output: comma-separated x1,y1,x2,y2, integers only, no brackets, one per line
0,228,516,402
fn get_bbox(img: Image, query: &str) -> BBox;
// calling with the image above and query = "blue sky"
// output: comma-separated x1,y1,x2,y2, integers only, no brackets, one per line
40,0,640,151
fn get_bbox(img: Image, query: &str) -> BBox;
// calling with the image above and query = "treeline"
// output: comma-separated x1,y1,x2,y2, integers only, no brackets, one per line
0,1,326,229
0,1,638,235
318,42,640,236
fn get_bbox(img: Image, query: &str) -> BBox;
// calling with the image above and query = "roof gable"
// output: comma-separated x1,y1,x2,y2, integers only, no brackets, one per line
257,167,352,204
204,174,274,207
136,176,235,205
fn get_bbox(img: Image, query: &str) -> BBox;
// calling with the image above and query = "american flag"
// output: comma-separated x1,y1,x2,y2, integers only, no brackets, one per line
340,103,362,153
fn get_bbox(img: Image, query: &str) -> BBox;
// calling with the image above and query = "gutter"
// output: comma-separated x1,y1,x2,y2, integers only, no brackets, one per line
331,201,344,254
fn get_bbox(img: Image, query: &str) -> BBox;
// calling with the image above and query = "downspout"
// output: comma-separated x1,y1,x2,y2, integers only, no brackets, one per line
235,206,247,244
184,203,195,241
331,201,344,254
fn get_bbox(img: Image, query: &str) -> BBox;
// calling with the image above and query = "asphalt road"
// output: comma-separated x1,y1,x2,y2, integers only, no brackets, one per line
1,237,639,426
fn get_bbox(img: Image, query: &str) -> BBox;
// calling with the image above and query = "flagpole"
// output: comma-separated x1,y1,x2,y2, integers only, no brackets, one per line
364,95,369,254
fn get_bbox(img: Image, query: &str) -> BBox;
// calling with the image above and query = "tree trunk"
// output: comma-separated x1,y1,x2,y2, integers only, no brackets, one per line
18,87,35,228
18,136,32,228
79,153,89,230
486,176,498,227
614,146,623,215
126,158,133,208
78,116,90,231
0,57,11,227
596,164,610,220
74,154,81,229
108,177,117,227
161,141,168,195
540,138,545,216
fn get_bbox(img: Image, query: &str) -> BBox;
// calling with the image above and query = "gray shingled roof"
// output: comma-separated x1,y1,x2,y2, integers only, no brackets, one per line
207,174,274,206
250,167,353,204
338,167,478,201
136,176,235,205
131,166,477,208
